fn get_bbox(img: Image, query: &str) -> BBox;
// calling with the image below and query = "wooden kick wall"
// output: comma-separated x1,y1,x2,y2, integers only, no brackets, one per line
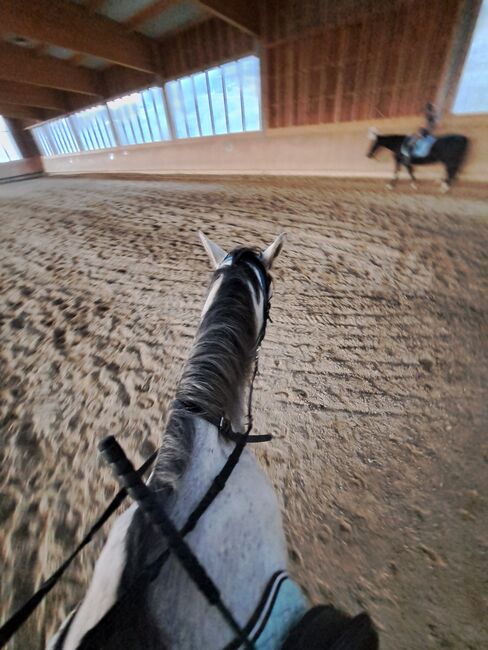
261,0,463,128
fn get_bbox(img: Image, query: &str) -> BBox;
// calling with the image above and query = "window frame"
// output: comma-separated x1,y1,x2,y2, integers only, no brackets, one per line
31,53,262,159
163,54,262,140
451,0,488,115
0,116,23,163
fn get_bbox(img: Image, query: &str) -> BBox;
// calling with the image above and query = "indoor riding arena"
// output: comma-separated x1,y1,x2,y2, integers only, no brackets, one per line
1,3,487,650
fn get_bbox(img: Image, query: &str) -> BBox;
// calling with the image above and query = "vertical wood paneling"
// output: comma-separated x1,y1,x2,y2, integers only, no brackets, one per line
285,42,294,126
160,18,254,80
261,0,462,128
351,19,369,121
333,28,345,122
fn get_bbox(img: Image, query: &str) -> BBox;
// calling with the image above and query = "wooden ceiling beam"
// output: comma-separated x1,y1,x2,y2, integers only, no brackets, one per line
83,0,106,12
0,81,68,111
126,0,178,31
67,53,87,67
0,103,47,122
194,0,260,36
33,43,50,57
0,0,157,73
0,42,101,95
65,93,102,113
101,66,157,100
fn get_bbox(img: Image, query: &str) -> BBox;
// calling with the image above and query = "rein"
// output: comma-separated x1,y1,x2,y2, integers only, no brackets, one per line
75,309,271,650
0,452,157,648
0,256,272,650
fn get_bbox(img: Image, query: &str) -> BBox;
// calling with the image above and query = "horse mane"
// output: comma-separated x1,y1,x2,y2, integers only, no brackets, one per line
151,247,266,500
96,248,268,649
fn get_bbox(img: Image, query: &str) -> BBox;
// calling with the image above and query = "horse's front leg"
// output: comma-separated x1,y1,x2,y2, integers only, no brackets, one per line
386,158,400,190
406,163,417,190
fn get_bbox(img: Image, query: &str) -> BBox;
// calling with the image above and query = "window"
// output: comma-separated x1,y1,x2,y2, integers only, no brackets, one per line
33,106,116,156
70,105,116,151
165,55,262,139
0,116,22,163
193,72,213,136
239,55,261,131
32,127,54,157
207,67,228,135
221,61,243,133
34,118,80,156
165,80,190,138
107,87,172,145
453,0,488,114
30,54,262,157
50,118,80,154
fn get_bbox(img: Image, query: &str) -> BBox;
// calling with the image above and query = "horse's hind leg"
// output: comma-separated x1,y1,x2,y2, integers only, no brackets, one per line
406,164,417,190
441,165,457,193
386,159,400,190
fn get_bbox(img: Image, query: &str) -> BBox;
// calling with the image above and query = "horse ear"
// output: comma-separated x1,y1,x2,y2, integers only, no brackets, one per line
261,233,285,269
368,127,379,140
198,231,228,269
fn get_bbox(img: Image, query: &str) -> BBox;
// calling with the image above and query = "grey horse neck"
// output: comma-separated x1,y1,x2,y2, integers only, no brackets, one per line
177,258,261,421
152,248,266,498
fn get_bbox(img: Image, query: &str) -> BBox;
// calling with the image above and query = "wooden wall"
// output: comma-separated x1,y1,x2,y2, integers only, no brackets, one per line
160,18,255,81
21,0,470,131
1,118,43,180
101,19,255,98
6,118,40,158
261,0,463,128
42,114,488,183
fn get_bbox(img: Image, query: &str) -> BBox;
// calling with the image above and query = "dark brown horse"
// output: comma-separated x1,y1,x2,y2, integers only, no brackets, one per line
367,131,469,192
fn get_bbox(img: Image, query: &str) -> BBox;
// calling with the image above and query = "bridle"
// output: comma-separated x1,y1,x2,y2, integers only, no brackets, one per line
0,251,273,650
176,250,272,445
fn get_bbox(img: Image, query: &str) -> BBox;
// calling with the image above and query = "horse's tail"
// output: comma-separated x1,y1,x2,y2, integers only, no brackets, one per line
459,135,469,164
443,134,469,155
438,134,469,181
452,135,469,178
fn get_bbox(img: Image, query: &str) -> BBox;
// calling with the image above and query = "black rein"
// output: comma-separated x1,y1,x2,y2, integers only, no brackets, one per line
0,253,272,649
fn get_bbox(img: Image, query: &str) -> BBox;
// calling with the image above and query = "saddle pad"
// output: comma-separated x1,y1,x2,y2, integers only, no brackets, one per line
401,134,436,158
54,572,308,650
228,571,309,650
